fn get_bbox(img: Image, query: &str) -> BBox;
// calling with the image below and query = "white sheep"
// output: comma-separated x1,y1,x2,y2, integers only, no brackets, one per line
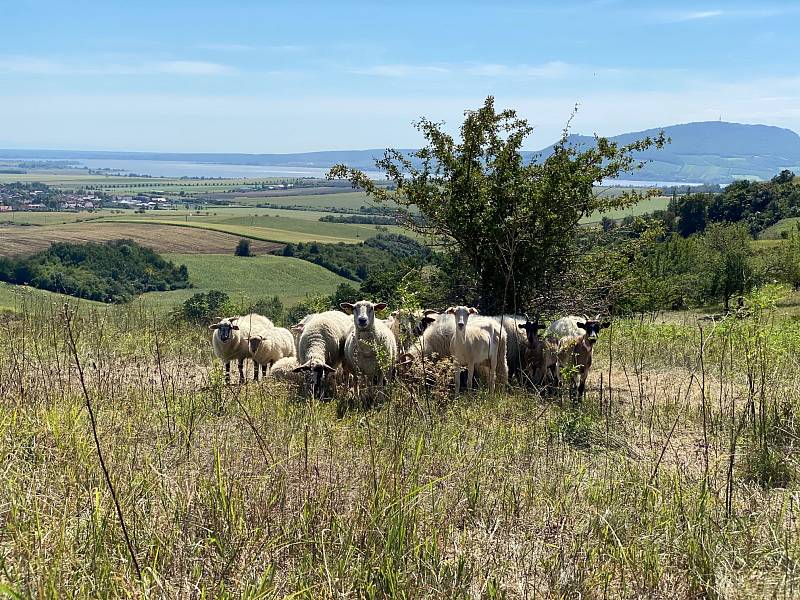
248,326,296,380
547,315,584,340
209,313,273,383
292,310,352,398
341,300,397,396
269,356,304,385
447,306,508,394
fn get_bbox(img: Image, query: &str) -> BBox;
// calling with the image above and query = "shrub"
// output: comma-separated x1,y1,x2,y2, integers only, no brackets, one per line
235,238,252,257
0,239,189,303
178,290,232,323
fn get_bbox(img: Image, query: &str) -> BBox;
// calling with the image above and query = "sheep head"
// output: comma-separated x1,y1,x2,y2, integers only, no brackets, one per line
209,319,239,342
577,316,611,344
446,306,477,331
341,300,387,331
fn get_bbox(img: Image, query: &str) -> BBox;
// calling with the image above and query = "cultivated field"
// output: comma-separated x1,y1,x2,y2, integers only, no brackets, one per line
0,223,283,257
1,299,798,597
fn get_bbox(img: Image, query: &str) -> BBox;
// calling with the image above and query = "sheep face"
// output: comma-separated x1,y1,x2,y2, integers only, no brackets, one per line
518,318,545,345
577,315,610,345
446,306,478,332
341,301,387,332
292,359,336,399
248,335,263,353
209,320,239,342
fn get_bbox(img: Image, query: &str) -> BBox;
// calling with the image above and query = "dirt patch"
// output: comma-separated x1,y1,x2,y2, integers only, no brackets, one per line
0,223,283,257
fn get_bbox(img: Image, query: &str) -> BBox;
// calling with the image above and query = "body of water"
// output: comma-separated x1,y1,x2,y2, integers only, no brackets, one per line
11,156,706,186
51,158,385,180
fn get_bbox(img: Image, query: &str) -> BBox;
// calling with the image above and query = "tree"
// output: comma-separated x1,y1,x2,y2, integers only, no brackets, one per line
677,194,708,237
329,96,666,313
697,223,754,311
235,238,252,257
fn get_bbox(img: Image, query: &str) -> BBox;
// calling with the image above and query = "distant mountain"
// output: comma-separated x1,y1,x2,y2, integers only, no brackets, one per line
3,121,799,184
530,121,800,184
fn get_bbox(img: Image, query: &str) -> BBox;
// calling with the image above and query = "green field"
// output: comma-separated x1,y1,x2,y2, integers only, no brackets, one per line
760,217,800,240
582,195,671,223
0,281,104,312
94,216,396,244
138,253,353,308
0,209,120,225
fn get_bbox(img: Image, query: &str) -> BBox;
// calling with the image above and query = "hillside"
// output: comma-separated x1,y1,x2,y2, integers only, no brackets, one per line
4,121,800,184
531,121,800,184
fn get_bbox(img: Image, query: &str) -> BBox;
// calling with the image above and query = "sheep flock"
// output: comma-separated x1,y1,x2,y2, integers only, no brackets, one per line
209,300,611,401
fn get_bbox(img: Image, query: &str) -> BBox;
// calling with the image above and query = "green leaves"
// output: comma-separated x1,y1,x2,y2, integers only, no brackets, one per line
329,96,666,312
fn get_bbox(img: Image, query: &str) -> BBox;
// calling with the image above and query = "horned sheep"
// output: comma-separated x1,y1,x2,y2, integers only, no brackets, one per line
555,315,610,400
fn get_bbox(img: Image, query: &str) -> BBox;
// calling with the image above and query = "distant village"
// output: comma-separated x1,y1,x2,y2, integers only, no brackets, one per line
0,182,181,213
0,181,301,214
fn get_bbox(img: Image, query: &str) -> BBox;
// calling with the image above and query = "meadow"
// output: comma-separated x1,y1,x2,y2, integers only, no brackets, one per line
0,294,798,598
140,253,352,308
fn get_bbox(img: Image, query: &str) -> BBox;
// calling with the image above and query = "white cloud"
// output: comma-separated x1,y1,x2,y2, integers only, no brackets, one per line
0,75,798,152
671,10,724,22
352,64,451,77
353,61,572,79
466,61,571,79
154,60,235,75
0,55,236,76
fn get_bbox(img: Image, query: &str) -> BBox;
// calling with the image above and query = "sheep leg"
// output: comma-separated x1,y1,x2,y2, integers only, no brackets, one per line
224,362,231,384
238,359,245,384
454,364,461,395
253,362,260,382
466,364,475,393
265,361,272,377
578,368,589,401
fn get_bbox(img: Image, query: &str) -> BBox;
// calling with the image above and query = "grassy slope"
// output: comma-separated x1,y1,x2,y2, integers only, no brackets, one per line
139,253,352,308
1,308,799,597
0,281,105,311
760,217,800,239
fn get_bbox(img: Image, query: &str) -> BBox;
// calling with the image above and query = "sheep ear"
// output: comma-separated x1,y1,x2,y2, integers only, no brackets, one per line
577,322,587,330
340,303,354,315
231,325,240,330
445,307,455,314
601,321,611,329
518,323,527,330
209,324,220,330
468,307,478,314
292,361,312,373
321,363,336,373
374,302,388,312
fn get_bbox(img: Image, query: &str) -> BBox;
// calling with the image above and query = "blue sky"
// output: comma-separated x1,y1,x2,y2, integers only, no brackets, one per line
1,0,799,152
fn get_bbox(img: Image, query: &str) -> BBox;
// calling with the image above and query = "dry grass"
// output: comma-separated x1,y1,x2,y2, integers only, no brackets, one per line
0,223,282,257
1,298,799,598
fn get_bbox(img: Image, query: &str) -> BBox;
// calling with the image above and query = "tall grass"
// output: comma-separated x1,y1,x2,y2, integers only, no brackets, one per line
1,293,799,597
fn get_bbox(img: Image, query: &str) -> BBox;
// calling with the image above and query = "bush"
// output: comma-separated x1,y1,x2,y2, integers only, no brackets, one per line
178,290,231,323
235,238,252,257
0,239,190,303
246,295,284,325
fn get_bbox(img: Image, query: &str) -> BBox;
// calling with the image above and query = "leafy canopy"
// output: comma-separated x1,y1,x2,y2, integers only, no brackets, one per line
329,96,666,312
